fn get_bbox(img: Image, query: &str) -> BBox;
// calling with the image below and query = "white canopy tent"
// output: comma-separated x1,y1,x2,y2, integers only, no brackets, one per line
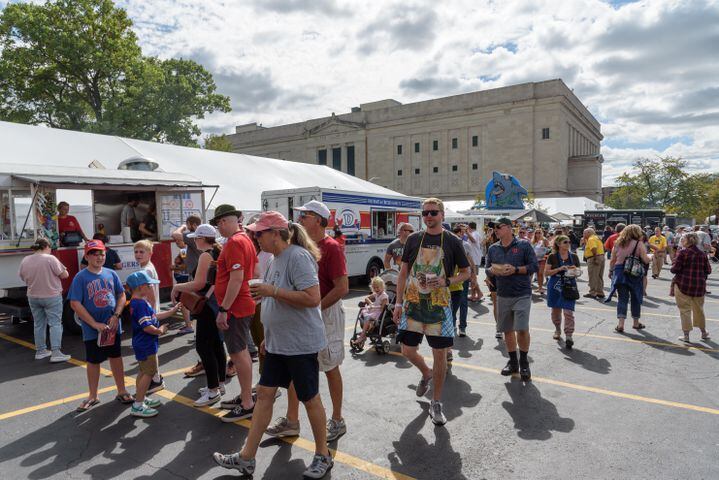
445,197,607,218
0,121,407,212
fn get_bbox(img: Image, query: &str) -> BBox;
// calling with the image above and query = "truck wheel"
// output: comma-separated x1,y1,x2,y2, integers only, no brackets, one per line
365,258,384,282
62,301,82,335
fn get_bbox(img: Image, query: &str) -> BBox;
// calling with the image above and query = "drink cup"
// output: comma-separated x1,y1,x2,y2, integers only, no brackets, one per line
248,279,262,287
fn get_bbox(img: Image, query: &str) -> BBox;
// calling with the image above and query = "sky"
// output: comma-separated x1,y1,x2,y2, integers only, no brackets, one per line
2,0,718,186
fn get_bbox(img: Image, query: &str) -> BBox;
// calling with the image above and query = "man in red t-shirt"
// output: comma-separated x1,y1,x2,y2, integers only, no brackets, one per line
604,223,625,260
211,204,257,423
268,200,349,442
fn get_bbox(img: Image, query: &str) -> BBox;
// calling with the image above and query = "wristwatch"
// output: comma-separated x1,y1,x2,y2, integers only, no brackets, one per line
218,306,228,313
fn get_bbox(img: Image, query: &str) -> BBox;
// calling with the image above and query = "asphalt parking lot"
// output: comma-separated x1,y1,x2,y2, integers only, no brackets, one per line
1,264,718,480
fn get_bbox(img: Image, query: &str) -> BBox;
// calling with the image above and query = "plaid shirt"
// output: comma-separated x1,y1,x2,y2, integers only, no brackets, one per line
670,245,711,297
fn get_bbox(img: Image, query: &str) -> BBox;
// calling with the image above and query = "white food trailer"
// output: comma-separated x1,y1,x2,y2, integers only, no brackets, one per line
262,187,422,279
0,162,215,332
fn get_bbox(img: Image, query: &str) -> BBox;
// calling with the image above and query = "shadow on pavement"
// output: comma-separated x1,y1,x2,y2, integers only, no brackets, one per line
454,335,483,359
561,346,612,374
624,330,696,357
502,380,575,441
388,404,468,480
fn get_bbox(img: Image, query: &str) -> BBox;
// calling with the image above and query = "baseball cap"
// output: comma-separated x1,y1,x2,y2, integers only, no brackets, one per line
494,217,513,227
187,224,218,238
246,211,290,232
126,270,160,290
84,239,106,254
293,200,331,219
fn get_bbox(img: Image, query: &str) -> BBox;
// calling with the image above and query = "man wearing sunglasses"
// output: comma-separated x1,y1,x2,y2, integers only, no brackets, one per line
392,198,470,426
384,223,415,270
485,217,538,381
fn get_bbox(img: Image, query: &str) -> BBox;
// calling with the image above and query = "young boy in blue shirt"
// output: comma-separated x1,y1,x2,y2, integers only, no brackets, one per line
126,271,181,417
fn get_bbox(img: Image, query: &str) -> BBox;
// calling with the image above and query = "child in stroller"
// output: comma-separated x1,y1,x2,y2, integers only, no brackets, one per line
350,274,396,353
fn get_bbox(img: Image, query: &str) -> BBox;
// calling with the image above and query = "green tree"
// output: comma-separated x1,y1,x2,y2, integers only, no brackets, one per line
606,156,718,220
203,133,234,152
0,0,230,146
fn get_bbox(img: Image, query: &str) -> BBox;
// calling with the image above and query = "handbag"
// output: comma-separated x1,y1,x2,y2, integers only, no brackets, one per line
623,240,645,278
179,290,207,315
561,275,580,300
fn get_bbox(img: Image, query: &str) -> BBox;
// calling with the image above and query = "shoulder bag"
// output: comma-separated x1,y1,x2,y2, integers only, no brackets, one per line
559,256,580,300
623,240,645,278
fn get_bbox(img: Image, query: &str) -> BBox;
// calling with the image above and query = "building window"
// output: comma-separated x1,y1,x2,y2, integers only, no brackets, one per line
452,138,458,149
433,166,438,173
452,165,458,172
542,127,550,140
332,147,341,170
346,145,355,176
472,135,478,147
317,149,327,165
433,140,438,151
414,142,420,153
472,163,478,170
397,145,403,155
397,169,403,176
414,168,420,175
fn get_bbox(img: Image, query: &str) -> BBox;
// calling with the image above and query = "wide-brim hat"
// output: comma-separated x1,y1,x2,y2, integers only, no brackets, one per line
210,204,242,226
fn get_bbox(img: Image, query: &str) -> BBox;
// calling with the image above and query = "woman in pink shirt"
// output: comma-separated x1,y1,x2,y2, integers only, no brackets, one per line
18,238,71,362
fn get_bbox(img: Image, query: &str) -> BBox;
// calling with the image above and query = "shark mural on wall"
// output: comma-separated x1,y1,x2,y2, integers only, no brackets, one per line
485,171,528,209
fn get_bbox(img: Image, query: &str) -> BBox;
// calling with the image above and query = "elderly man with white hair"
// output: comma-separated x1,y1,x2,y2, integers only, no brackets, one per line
582,227,606,299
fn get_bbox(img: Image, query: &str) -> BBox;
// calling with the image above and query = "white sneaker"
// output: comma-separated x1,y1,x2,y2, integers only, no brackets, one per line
50,351,71,363
199,384,226,396
194,390,222,407
429,400,447,426
35,349,52,360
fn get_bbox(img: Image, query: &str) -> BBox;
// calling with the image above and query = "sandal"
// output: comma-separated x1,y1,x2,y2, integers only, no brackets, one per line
115,393,135,404
614,326,624,333
77,398,100,412
632,323,646,330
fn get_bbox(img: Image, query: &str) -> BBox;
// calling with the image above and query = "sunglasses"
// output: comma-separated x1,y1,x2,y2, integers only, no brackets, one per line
422,210,440,217
299,211,318,219
255,229,275,238
88,251,106,256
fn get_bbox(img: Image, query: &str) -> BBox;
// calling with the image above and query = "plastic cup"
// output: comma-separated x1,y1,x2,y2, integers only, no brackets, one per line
248,279,262,287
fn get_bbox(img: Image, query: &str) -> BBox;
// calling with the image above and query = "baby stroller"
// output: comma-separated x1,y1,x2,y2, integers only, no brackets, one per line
349,269,398,355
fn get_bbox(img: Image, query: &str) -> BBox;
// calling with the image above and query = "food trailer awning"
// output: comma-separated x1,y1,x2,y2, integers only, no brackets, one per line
1,163,207,189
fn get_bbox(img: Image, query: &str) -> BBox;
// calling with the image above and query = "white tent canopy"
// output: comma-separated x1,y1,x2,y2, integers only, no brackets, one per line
445,197,607,218
0,121,407,212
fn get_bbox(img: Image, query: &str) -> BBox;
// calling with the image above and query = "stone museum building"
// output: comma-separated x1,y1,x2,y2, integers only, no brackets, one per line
227,79,603,201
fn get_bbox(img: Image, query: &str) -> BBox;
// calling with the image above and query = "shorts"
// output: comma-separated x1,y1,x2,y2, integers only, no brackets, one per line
397,330,453,349
84,333,122,364
224,315,252,354
260,351,319,402
138,354,159,376
496,295,531,332
318,301,345,372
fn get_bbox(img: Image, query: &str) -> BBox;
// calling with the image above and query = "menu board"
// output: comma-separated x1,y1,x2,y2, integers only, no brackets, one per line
159,192,203,239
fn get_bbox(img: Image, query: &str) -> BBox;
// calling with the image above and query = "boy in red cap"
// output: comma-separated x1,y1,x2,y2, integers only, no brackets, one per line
69,240,133,411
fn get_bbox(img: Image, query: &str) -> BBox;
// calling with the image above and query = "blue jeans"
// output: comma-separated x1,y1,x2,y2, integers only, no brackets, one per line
616,284,641,320
450,281,470,330
28,296,64,351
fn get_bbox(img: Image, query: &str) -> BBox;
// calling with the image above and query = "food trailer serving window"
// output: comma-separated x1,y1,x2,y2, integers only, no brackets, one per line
0,189,34,243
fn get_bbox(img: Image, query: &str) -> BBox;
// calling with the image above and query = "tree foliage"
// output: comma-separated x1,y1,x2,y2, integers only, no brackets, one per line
203,134,234,152
606,156,719,220
0,0,230,146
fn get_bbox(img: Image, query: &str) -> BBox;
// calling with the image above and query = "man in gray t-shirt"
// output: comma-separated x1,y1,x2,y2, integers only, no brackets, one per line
383,223,414,269
171,215,202,277
261,244,327,355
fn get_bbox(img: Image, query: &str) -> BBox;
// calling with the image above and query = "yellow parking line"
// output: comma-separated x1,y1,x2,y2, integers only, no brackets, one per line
579,306,719,323
0,331,416,480
465,320,719,353
0,386,119,421
154,389,416,480
362,347,719,416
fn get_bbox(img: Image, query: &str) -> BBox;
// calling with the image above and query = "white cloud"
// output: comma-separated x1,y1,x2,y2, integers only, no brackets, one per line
75,1,719,182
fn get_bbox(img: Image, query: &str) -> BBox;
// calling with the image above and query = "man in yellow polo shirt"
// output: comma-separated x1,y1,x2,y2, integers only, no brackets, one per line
648,226,667,279
582,228,606,299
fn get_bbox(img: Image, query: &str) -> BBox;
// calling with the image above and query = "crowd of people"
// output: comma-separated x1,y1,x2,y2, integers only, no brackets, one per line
17,197,716,479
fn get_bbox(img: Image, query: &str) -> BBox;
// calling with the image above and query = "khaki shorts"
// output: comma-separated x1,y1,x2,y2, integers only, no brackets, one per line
318,301,345,372
139,355,159,376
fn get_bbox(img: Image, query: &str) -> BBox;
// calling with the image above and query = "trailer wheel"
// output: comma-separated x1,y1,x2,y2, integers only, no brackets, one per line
365,258,384,282
62,301,82,335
